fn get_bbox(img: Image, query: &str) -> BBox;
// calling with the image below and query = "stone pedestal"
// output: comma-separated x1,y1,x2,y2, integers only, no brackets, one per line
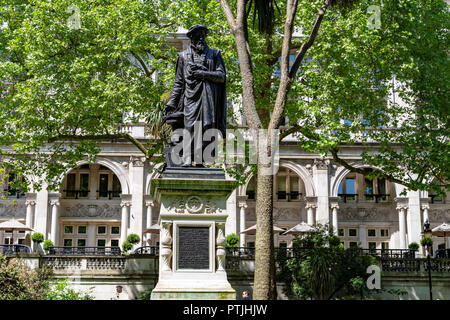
150,168,237,300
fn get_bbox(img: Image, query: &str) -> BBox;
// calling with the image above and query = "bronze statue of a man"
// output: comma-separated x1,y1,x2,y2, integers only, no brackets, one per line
164,24,226,167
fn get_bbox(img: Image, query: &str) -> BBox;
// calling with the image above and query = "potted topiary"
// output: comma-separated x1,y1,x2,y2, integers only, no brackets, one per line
122,241,132,254
408,242,420,258
420,237,433,248
126,234,140,252
226,233,240,256
43,240,54,254
31,232,44,254
408,242,419,251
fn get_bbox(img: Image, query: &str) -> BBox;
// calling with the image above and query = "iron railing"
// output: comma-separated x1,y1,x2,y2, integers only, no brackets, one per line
361,248,416,259
47,246,121,256
0,244,32,254
132,246,159,255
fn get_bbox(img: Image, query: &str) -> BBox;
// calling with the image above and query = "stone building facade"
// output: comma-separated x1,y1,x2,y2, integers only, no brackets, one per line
1,125,449,256
1,30,448,257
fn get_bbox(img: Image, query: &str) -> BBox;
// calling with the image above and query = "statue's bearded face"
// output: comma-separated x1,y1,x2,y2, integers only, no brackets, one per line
190,30,207,53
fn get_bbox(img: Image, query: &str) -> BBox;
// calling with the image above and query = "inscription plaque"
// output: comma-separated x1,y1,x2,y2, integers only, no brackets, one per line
178,226,210,269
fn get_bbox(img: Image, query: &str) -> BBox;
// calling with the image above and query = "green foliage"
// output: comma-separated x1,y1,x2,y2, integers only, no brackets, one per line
122,241,132,252
46,278,93,300
0,254,53,300
408,242,420,251
278,225,376,300
226,233,240,247
420,238,433,247
126,234,140,245
137,288,153,300
31,233,44,243
43,240,54,251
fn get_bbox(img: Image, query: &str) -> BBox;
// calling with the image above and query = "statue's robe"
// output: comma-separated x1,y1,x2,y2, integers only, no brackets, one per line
165,45,227,139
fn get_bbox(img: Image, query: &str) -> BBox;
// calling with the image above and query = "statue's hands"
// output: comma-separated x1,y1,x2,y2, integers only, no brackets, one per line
187,63,208,80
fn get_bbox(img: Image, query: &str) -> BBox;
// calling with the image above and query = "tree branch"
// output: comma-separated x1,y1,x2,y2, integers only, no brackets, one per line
219,0,237,32
289,0,330,79
130,51,154,78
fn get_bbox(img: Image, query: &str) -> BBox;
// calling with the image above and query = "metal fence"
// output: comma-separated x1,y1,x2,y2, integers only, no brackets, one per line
0,244,32,255
47,246,121,256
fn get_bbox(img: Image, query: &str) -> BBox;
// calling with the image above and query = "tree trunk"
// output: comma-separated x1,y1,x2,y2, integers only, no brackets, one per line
253,159,277,299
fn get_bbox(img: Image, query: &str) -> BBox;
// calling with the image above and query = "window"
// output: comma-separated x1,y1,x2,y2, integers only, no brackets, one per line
97,226,106,235
66,173,76,198
79,173,89,197
97,239,106,247
365,179,374,201
63,239,73,247
6,172,26,198
338,229,344,237
99,174,109,198
381,242,389,250
277,175,287,200
77,239,86,247
380,229,389,237
368,229,376,237
111,226,120,235
349,242,358,248
368,242,377,249
64,226,74,234
112,175,122,198
78,226,87,234
349,229,357,237
279,241,287,248
246,178,255,200
18,239,25,245
338,177,356,202
111,239,119,247
247,242,255,248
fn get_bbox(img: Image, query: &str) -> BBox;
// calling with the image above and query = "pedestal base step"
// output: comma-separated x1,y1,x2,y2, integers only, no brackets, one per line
151,288,236,300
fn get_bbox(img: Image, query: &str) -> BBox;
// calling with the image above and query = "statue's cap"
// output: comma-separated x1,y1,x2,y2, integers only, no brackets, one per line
186,24,208,38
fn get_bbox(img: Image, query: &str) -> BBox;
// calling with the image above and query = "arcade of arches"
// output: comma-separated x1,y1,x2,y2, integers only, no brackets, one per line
0,158,449,255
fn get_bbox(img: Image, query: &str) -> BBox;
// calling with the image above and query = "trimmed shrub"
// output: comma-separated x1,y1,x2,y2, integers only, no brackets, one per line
329,235,341,247
127,234,140,245
226,234,239,247
122,241,132,252
43,240,54,251
408,242,420,250
31,233,44,243
420,238,433,247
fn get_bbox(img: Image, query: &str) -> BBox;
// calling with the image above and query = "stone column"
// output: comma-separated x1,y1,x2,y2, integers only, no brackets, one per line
397,205,408,249
305,196,317,226
25,199,36,229
330,199,339,236
312,159,330,225
421,202,430,225
89,163,100,199
49,197,60,245
87,224,96,247
359,224,367,248
238,197,248,248
130,157,146,245
145,198,155,245
407,191,422,248
120,196,131,245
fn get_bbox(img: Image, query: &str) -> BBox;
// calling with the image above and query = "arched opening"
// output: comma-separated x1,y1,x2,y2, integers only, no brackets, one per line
56,163,125,252
242,166,309,248
335,169,398,250
245,167,306,202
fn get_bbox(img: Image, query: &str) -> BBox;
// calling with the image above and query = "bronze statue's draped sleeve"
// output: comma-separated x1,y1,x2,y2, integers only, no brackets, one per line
164,54,186,115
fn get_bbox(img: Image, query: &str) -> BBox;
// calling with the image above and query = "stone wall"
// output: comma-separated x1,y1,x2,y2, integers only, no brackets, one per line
6,254,450,300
